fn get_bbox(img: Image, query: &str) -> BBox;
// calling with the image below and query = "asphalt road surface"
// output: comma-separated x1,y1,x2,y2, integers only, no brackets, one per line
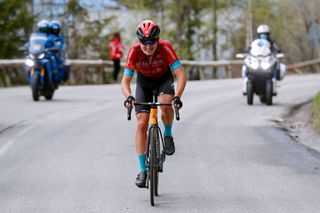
1,74,320,213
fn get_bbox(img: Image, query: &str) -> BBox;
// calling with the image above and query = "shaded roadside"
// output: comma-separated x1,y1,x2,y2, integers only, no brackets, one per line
275,99,320,154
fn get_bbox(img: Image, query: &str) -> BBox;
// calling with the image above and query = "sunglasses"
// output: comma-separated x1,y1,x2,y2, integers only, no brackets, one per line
140,39,157,45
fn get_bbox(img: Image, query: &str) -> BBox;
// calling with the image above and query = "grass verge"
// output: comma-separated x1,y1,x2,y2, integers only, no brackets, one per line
312,92,320,132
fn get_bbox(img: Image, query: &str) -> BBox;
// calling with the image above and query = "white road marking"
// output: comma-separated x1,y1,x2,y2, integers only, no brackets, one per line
0,140,15,156
0,122,36,157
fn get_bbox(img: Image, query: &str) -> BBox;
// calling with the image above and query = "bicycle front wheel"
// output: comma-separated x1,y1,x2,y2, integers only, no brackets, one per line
149,128,156,206
154,128,160,197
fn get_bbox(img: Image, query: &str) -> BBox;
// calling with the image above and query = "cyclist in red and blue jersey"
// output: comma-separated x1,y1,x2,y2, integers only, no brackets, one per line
121,20,187,188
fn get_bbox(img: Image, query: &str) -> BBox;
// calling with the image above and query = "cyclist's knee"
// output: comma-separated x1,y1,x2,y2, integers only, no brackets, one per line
137,121,148,132
160,105,172,112
137,113,149,132
159,94,173,102
159,94,173,113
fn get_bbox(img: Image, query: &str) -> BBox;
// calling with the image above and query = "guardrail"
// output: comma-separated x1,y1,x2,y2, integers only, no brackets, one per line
2,58,319,70
0,58,319,86
286,58,320,74
0,59,241,67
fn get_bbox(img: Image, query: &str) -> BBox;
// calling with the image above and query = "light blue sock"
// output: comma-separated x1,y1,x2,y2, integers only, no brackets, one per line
164,124,172,137
138,155,146,172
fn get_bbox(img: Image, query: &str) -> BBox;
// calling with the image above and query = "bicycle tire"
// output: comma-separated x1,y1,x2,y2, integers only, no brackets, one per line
149,127,156,206
154,127,160,197
155,167,159,197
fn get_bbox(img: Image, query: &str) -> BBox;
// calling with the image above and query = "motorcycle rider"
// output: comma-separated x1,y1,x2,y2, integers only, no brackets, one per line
256,25,281,55
49,20,68,82
242,24,285,95
24,20,57,84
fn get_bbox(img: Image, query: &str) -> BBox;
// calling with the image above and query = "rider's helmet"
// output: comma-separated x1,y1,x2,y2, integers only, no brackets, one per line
136,20,160,45
37,20,50,34
50,20,61,35
257,24,270,40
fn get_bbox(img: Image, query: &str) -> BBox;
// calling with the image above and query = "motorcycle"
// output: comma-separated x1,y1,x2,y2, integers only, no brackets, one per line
236,39,285,105
24,33,61,101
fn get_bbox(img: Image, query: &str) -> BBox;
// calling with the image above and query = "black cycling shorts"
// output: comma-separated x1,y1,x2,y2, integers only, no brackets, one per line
135,70,175,114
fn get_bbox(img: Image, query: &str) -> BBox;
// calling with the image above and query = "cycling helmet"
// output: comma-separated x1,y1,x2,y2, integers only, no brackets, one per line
50,20,61,34
136,20,160,43
37,20,50,33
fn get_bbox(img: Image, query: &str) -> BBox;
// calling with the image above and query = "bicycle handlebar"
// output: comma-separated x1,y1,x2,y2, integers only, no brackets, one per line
126,102,180,121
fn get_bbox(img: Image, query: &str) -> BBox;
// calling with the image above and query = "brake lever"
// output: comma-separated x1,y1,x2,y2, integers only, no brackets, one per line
174,106,180,121
127,106,132,121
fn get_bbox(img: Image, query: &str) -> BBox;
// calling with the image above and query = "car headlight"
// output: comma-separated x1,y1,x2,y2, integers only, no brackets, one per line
38,53,45,59
25,59,35,67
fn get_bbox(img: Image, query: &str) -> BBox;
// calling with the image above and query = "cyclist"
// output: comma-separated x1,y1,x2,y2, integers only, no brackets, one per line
121,20,187,188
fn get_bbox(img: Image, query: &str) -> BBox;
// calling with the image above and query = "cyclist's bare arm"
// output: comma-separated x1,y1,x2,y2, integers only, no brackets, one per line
174,67,187,98
121,75,133,98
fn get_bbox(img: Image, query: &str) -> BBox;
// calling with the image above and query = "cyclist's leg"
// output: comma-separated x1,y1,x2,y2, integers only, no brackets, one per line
158,77,175,134
158,77,176,155
158,94,174,131
135,84,152,187
135,83,152,158
136,113,149,157
136,112,149,187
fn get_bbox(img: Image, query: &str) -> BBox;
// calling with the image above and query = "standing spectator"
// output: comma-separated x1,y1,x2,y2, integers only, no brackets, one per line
109,32,125,82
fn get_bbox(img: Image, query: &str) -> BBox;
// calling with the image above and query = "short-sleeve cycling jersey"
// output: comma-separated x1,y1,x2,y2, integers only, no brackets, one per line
125,39,182,78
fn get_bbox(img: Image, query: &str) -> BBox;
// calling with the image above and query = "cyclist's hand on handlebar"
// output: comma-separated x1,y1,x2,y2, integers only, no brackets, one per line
172,96,183,109
124,95,135,108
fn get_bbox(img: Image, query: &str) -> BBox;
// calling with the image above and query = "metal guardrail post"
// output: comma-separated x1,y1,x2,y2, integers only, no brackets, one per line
226,65,232,78
199,67,205,80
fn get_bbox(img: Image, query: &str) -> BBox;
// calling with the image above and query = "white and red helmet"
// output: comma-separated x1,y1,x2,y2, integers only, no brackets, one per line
136,20,160,41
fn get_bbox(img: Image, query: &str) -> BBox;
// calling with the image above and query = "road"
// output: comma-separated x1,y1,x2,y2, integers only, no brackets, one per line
1,74,320,213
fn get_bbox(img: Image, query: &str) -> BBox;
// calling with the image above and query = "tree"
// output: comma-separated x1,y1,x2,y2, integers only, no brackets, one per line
64,0,116,59
0,0,35,87
0,0,35,58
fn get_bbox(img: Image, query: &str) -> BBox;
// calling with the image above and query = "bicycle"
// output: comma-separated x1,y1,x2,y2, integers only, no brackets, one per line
127,90,180,206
